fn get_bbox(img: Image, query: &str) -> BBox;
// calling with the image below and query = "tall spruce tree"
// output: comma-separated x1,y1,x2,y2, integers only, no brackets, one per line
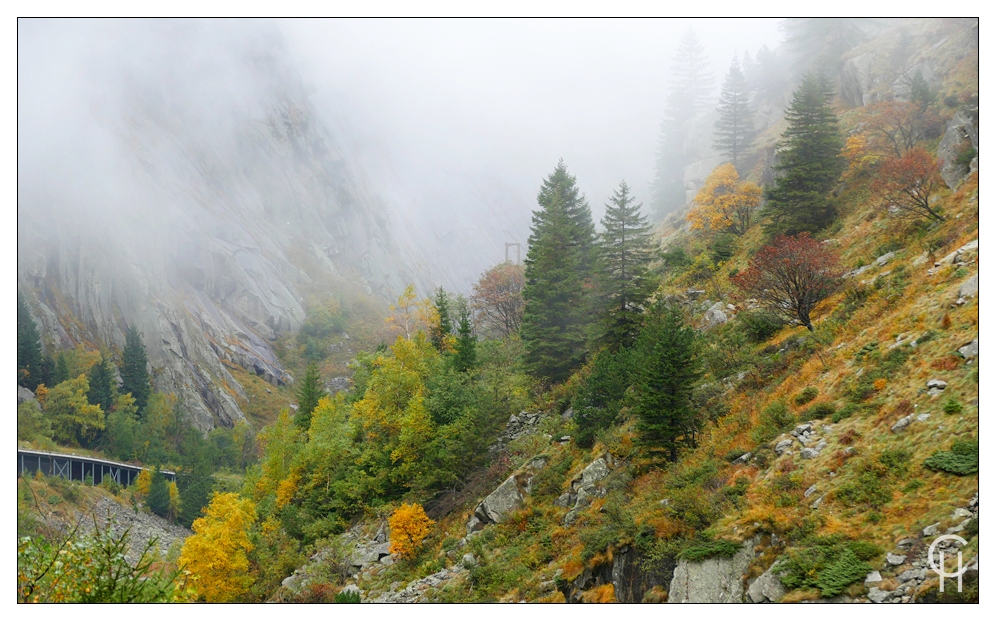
430,287,453,351
595,181,655,350
87,356,115,413
120,325,151,414
765,74,845,236
521,161,596,383
295,362,326,430
452,305,477,373
634,301,701,463
652,28,714,217
714,57,756,169
17,291,44,391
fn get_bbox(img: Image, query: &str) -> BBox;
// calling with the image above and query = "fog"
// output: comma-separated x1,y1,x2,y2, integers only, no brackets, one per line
18,19,784,293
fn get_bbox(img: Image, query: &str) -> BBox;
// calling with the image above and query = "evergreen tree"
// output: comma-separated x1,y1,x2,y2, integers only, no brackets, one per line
780,18,869,78
714,57,756,169
87,356,115,413
452,306,477,373
765,74,845,236
120,325,151,414
17,291,44,391
295,362,326,430
53,352,70,386
521,161,596,383
595,181,655,350
430,287,452,351
652,28,714,217
633,301,701,463
147,468,171,519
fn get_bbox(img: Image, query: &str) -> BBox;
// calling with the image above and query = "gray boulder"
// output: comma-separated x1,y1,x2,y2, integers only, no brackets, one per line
17,386,35,404
746,565,787,603
937,109,979,187
923,523,940,537
959,274,979,299
867,587,891,603
886,553,907,566
475,475,524,524
579,458,610,488
702,302,728,329
669,536,758,603
958,338,979,359
462,553,477,568
891,415,913,433
875,251,896,267
800,448,819,459
864,571,882,586
926,379,948,390
774,439,794,456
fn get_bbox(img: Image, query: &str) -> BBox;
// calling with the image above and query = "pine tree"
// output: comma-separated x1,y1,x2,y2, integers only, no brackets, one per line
652,28,714,217
595,181,655,350
295,362,326,430
714,57,755,169
87,355,115,413
147,468,171,519
765,74,845,236
633,301,701,463
120,325,151,414
53,352,70,386
430,287,452,351
17,291,44,391
521,161,596,383
452,305,477,373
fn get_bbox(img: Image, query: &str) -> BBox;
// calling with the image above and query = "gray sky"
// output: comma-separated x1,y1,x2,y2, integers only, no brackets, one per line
282,18,784,223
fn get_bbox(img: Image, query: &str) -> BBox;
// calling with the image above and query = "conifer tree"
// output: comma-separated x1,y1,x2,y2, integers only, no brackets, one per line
521,161,596,383
714,57,756,169
147,468,171,519
634,301,700,463
765,74,845,236
17,291,44,391
452,306,477,373
652,28,714,217
120,325,151,414
595,181,655,350
430,287,452,351
295,362,326,430
87,355,115,413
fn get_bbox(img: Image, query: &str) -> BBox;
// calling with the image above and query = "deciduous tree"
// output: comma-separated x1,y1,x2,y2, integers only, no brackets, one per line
471,262,525,339
732,233,844,331
45,375,105,446
387,502,434,560
872,147,946,221
179,492,257,603
688,163,762,236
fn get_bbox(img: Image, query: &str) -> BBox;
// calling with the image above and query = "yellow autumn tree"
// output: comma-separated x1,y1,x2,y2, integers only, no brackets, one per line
687,163,762,236
135,469,152,497
386,284,438,340
167,481,182,521
178,492,257,603
388,502,434,560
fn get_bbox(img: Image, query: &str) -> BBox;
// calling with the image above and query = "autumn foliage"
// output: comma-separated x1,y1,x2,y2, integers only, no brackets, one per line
732,233,843,331
388,502,434,560
179,492,257,603
471,261,525,338
687,163,762,236
872,147,946,221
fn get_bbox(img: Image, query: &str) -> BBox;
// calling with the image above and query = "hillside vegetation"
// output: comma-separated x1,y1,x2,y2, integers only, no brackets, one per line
18,18,977,603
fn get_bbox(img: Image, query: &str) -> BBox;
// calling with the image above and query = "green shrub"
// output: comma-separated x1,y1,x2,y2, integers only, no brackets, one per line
751,401,794,444
794,387,819,406
835,471,892,508
943,399,963,415
775,538,877,598
803,403,835,421
923,439,979,476
333,590,361,603
832,403,860,423
902,479,925,493
738,311,783,343
963,518,979,539
679,539,740,561
877,448,912,475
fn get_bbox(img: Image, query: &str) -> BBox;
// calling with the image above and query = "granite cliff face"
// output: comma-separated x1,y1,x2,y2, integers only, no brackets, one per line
16,22,467,430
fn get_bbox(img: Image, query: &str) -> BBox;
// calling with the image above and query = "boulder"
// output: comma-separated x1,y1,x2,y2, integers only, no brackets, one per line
916,413,931,422
17,386,35,404
462,553,477,568
746,565,787,603
561,407,574,421
875,251,896,267
937,109,979,187
867,587,891,603
958,274,978,299
864,571,882,586
340,584,361,596
774,439,794,456
669,536,759,603
923,523,940,537
800,448,819,460
886,553,907,566
891,415,913,433
804,485,818,498
475,475,524,524
952,507,972,520
926,379,948,390
579,458,610,488
702,302,728,329
958,338,979,359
